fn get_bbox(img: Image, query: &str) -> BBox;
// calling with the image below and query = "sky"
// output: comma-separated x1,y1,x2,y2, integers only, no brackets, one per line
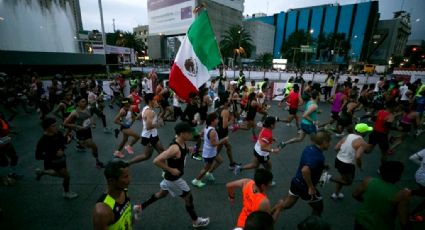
80,0,425,40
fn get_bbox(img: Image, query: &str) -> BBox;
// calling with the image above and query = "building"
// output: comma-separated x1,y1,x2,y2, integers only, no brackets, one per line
369,11,411,65
38,0,83,34
242,20,275,58
133,25,149,47
146,0,244,60
249,1,379,64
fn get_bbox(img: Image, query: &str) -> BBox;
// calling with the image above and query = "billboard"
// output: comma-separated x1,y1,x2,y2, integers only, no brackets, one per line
147,0,195,36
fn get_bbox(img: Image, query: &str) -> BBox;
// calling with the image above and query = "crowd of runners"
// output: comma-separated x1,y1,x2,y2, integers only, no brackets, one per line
1,69,425,229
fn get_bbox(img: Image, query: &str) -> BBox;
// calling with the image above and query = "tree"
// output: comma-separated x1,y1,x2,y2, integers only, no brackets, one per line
281,30,316,67
106,30,146,53
255,53,273,69
220,25,254,66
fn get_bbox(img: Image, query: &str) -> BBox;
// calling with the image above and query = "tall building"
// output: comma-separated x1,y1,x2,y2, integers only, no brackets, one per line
38,0,83,33
369,11,411,65
146,0,244,60
249,1,379,63
133,25,149,48
242,20,275,58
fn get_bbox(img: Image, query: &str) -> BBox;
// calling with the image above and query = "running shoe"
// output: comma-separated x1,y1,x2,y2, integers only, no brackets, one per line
271,181,276,186
331,193,344,200
75,145,86,152
191,179,206,188
228,162,241,170
410,214,424,222
96,161,105,169
193,217,210,228
103,127,112,133
124,145,134,154
233,165,242,175
278,141,286,149
63,191,78,199
114,129,120,138
318,171,331,187
191,154,202,161
114,151,125,158
205,172,215,182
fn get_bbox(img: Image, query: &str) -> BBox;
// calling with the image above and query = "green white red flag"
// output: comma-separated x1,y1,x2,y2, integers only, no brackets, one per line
169,10,222,102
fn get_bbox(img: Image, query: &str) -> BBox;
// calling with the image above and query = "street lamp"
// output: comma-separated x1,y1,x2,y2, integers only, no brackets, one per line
98,0,110,78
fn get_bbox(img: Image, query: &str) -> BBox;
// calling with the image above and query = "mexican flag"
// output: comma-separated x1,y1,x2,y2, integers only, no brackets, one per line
169,10,222,102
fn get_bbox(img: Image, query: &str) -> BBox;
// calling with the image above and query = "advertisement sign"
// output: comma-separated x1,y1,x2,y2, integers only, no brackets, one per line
147,0,195,35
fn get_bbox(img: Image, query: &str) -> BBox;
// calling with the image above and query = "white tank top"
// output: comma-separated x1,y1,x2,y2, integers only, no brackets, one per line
141,105,158,137
122,109,133,126
336,134,361,164
202,126,217,158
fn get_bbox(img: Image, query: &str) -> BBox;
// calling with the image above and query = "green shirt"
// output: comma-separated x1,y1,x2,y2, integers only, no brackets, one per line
355,178,399,230
100,193,132,230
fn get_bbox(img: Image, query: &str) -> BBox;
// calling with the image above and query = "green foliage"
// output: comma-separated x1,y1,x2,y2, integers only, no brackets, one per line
220,25,254,61
106,30,146,53
255,53,273,69
281,30,316,67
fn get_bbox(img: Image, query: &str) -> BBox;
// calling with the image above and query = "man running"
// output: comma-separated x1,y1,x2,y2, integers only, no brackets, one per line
226,169,273,230
64,96,104,168
93,160,133,229
128,93,164,165
113,99,140,158
134,122,210,228
35,117,78,199
330,123,373,200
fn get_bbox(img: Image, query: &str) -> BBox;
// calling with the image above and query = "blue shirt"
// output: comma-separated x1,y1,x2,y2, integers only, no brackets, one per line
293,145,325,188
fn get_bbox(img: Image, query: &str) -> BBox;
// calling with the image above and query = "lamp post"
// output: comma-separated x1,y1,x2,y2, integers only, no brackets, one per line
98,0,110,78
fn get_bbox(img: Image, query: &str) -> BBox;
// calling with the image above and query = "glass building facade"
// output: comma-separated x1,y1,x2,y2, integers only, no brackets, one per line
248,1,378,63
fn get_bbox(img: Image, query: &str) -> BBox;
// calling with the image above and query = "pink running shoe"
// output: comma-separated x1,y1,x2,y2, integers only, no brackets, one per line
113,151,125,159
125,145,134,154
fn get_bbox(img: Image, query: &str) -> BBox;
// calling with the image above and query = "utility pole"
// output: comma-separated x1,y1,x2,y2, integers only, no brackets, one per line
98,0,110,78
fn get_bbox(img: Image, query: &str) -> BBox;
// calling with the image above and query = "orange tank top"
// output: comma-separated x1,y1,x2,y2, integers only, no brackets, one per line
236,180,267,228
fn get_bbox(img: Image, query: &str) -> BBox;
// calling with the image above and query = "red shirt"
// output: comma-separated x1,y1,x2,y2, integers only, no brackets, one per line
287,91,300,109
374,110,390,133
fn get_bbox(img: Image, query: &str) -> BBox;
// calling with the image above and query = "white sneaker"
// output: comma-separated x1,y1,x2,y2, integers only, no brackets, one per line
205,172,215,182
63,191,78,199
271,181,276,186
256,121,263,128
193,217,210,228
337,193,344,199
191,179,206,188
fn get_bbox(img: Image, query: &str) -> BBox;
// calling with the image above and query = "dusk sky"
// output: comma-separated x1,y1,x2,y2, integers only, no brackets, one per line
80,0,424,40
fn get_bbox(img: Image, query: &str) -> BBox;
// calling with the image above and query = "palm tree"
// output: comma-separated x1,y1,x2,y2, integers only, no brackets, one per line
220,25,254,67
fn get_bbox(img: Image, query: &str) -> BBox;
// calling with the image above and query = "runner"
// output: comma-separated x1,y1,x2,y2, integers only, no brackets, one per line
279,91,320,148
35,117,78,199
408,148,425,222
93,160,133,229
272,131,332,220
133,122,210,228
279,84,302,130
191,113,228,188
64,96,104,168
335,91,358,137
330,123,373,200
128,93,164,165
128,86,142,115
226,169,273,229
113,98,140,158
234,117,280,183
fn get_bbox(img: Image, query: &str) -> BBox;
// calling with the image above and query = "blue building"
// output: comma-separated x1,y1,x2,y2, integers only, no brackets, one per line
246,1,379,64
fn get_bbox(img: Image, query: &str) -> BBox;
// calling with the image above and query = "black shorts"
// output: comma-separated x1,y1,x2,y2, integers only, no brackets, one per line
76,128,92,141
44,157,67,171
113,92,121,97
368,131,389,152
335,158,355,176
399,122,412,132
289,108,298,115
337,116,353,127
331,112,340,120
217,128,229,139
289,178,322,202
141,135,159,146
253,149,270,163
